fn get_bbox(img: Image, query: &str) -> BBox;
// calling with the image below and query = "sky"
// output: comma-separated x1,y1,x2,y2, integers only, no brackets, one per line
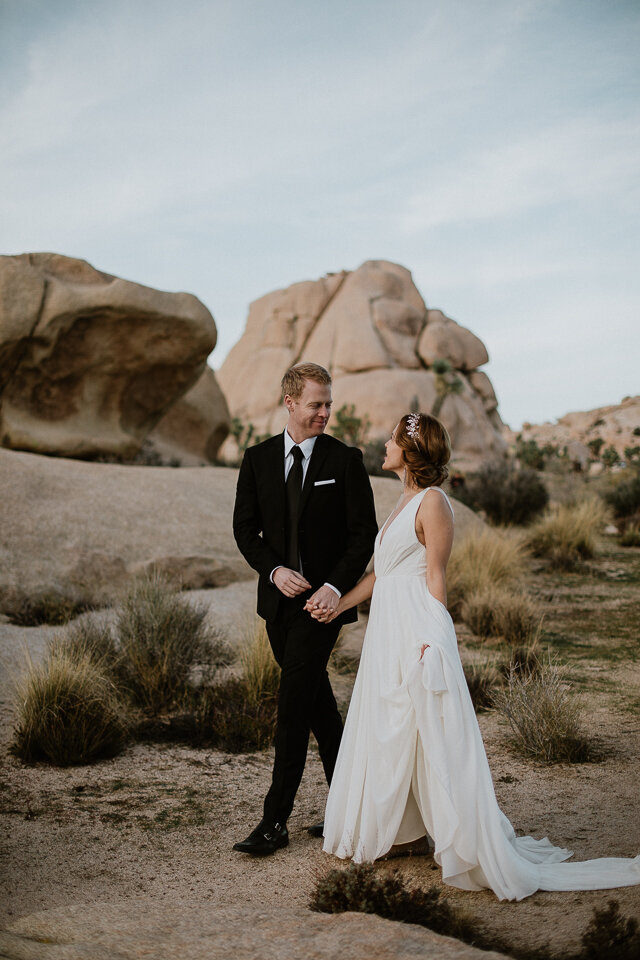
1,0,638,429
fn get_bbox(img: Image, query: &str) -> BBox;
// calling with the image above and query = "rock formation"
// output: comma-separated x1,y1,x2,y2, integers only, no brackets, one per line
217,260,505,467
0,253,229,461
0,447,481,608
509,396,640,468
148,365,230,465
0,902,508,960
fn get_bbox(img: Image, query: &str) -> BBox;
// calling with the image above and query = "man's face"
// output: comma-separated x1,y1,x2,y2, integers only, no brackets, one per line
285,380,332,440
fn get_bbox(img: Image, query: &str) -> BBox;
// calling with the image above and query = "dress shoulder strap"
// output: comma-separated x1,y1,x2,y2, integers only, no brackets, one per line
425,486,455,521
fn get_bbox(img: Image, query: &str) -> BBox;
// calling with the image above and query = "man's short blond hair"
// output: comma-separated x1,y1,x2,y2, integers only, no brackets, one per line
281,363,332,401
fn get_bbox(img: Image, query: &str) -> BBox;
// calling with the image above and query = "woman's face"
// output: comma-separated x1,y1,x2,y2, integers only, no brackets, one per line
382,424,404,472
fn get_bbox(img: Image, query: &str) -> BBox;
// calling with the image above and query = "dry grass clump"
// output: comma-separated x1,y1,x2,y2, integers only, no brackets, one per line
0,588,91,626
463,660,499,712
197,618,280,752
461,586,539,645
447,527,526,618
238,618,280,705
310,863,474,942
49,619,121,678
12,648,129,765
525,498,609,570
116,575,231,714
493,659,593,763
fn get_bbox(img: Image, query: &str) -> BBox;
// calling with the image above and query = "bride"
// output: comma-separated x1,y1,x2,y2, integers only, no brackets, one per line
306,412,640,902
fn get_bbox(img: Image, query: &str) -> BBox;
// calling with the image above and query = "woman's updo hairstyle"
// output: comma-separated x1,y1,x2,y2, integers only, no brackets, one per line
395,413,451,488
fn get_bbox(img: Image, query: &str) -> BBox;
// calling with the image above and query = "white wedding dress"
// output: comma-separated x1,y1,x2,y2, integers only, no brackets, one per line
323,487,640,901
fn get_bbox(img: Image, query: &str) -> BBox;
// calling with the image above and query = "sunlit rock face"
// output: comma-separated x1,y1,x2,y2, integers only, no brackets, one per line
0,253,228,461
217,259,506,468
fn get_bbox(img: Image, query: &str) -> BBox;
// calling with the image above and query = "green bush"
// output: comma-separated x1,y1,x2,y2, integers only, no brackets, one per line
455,461,549,525
515,436,546,470
603,467,640,519
330,403,371,447
0,589,91,626
579,900,640,960
310,863,473,942
12,648,129,765
363,438,388,476
116,575,231,715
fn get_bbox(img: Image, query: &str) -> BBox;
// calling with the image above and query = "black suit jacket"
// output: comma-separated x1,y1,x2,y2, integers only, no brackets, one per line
233,432,378,624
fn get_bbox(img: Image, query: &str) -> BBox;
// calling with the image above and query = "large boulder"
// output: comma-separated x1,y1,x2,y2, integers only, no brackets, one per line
0,253,228,461
148,366,231,465
217,260,506,468
0,901,508,960
0,448,481,608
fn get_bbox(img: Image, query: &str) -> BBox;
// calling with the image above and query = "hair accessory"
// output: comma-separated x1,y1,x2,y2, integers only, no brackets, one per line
406,412,421,447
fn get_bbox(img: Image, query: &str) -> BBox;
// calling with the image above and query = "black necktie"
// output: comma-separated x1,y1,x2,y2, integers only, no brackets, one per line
285,445,304,570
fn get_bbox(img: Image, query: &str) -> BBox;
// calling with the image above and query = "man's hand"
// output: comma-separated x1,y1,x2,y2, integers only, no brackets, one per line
304,585,339,622
272,567,312,598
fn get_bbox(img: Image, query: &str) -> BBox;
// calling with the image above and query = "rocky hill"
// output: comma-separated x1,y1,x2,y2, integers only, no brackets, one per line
218,260,506,470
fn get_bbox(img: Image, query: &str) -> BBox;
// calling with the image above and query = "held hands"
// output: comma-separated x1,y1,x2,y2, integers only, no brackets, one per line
304,585,340,623
273,567,312,598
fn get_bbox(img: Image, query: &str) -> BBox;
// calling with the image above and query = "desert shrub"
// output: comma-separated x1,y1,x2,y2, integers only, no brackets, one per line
455,460,549,526
463,661,499,712
493,660,593,763
202,677,278,752
329,635,360,676
12,649,129,765
461,586,539,645
619,524,640,547
229,418,271,459
578,899,640,960
515,436,545,471
498,642,542,681
116,575,231,715
238,618,280,705
362,438,388,476
447,527,525,618
525,498,609,569
0,589,91,626
601,445,620,469
310,862,473,941
49,619,121,678
603,467,640,519
330,403,371,447
178,618,279,751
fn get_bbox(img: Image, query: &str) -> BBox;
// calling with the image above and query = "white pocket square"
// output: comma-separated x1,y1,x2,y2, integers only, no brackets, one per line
314,478,336,486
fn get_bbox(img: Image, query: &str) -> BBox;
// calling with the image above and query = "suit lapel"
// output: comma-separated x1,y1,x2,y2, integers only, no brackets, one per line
299,433,331,515
265,433,286,514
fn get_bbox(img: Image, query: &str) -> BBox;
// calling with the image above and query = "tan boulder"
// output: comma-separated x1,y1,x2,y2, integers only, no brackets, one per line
0,447,480,609
148,365,230,464
418,310,489,371
217,260,505,467
0,253,217,460
0,901,508,960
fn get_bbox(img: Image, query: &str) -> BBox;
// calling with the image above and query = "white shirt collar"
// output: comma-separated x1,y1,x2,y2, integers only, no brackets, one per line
284,428,317,460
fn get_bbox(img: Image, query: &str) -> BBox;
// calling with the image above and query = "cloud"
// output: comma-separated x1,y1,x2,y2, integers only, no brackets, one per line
401,116,640,233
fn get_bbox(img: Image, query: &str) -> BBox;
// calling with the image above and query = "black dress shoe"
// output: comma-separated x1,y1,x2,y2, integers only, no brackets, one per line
306,822,324,838
233,820,289,856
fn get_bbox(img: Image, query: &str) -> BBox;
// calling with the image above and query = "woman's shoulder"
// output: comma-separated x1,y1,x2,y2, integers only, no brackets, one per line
417,486,454,522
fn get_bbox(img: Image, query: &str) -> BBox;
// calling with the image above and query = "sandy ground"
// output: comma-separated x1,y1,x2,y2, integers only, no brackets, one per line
1,598,640,958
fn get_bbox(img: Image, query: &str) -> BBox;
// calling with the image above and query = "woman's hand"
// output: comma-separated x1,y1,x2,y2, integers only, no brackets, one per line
419,643,429,660
305,597,343,623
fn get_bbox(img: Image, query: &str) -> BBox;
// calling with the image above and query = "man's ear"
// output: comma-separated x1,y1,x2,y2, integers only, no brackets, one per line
284,394,294,413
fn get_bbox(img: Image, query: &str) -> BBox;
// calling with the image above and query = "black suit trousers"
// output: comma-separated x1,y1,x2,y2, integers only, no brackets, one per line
263,595,343,826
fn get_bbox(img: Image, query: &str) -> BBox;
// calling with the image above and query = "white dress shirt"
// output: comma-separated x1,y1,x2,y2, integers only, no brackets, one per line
271,429,341,598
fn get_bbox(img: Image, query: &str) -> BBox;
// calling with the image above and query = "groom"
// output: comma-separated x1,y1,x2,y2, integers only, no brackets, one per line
232,362,377,855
